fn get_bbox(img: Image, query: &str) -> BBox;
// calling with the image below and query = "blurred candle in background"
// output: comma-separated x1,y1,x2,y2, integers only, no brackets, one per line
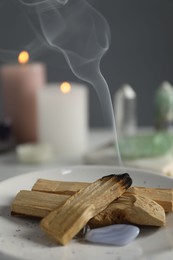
0,50,46,143
36,82,89,157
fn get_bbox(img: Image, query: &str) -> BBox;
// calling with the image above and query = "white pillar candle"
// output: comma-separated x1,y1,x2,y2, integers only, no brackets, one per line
36,82,89,157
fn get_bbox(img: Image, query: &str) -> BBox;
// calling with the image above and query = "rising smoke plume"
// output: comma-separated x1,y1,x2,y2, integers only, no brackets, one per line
3,0,122,163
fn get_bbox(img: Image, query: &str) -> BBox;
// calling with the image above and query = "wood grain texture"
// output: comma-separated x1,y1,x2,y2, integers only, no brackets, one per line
40,174,132,245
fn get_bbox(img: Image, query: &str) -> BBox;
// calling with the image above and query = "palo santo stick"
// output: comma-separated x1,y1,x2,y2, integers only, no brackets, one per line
11,190,69,218
11,189,165,227
40,173,132,245
32,178,173,212
128,187,173,212
32,179,89,195
89,192,166,228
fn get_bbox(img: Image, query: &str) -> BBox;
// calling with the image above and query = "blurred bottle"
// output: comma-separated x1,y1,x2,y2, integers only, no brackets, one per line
154,81,173,130
114,84,137,136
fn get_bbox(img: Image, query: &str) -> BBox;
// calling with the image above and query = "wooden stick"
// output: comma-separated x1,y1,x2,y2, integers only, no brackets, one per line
89,191,166,228
128,187,173,213
32,178,173,212
11,190,69,218
11,188,166,227
40,173,132,245
32,179,88,195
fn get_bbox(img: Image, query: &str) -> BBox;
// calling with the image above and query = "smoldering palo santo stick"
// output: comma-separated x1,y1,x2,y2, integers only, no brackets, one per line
40,173,132,245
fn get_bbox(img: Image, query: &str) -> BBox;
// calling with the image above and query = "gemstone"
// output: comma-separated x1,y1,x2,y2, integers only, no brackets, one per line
85,224,140,246
154,81,173,129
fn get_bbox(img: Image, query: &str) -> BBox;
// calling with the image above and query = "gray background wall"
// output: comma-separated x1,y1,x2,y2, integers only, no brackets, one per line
0,0,173,128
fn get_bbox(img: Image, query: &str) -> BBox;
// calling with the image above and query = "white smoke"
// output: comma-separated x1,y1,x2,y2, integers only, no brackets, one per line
18,0,68,8
2,0,122,164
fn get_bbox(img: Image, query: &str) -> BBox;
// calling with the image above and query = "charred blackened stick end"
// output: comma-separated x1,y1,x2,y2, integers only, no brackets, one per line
101,173,132,189
117,173,132,189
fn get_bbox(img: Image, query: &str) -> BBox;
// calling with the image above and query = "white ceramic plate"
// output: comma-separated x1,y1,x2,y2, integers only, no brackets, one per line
0,165,173,260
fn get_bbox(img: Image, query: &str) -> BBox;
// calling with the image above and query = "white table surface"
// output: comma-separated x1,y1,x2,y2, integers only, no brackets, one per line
1,127,173,182
0,128,112,182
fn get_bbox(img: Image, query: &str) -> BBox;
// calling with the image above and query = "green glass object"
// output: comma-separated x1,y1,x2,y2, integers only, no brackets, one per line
119,132,173,159
154,81,173,129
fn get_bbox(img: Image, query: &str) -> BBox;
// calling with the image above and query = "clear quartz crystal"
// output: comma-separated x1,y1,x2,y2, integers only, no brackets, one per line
114,84,137,136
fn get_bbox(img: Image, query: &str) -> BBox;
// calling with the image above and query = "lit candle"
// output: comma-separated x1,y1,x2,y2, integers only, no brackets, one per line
0,50,46,143
36,82,89,157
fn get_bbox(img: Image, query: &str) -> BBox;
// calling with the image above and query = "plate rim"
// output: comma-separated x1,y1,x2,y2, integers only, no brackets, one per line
1,164,173,185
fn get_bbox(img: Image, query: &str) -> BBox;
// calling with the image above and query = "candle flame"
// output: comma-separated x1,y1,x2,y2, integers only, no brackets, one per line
18,51,29,64
60,82,71,94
